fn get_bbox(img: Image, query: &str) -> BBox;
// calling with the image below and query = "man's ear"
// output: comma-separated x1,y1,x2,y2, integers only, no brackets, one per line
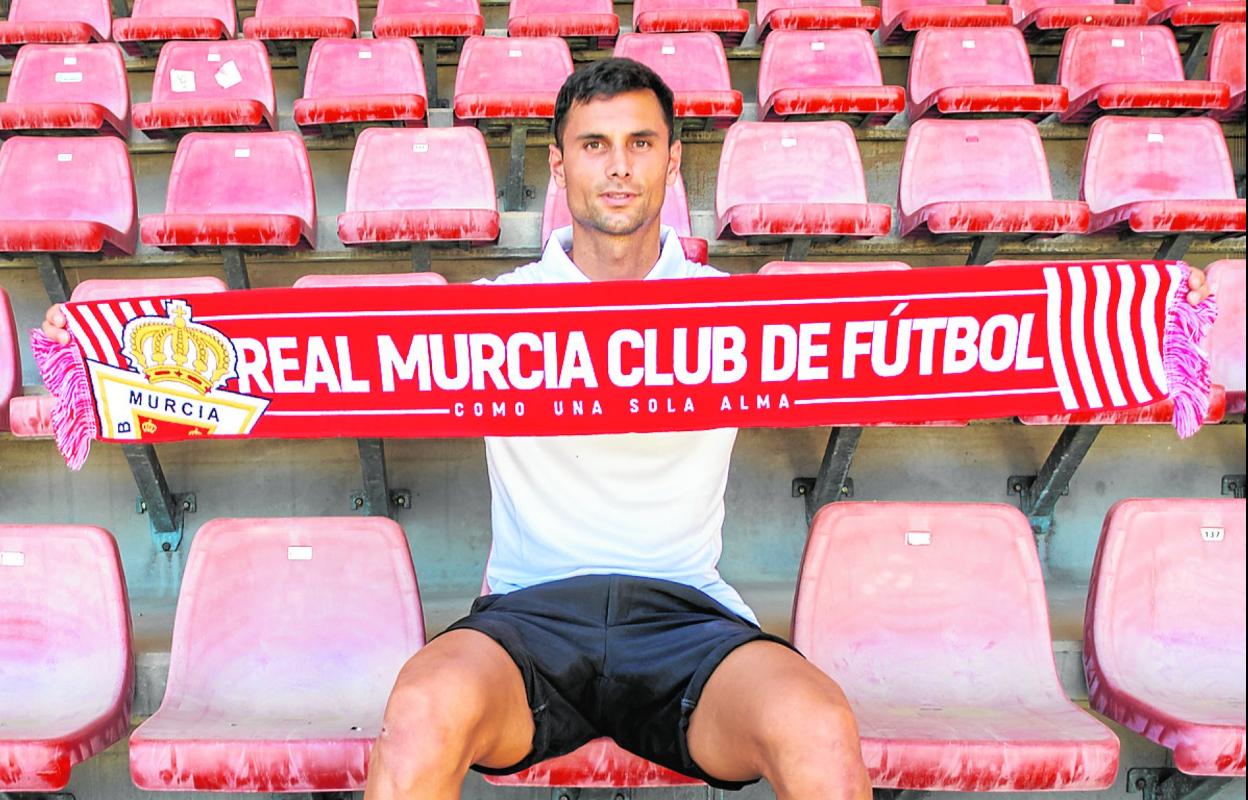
549,143,567,189
666,139,682,188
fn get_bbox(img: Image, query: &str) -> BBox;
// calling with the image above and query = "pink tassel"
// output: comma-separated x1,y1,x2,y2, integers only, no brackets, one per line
29,329,97,470
1164,265,1218,440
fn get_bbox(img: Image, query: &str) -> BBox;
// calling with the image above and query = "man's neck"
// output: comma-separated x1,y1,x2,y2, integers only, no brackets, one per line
566,220,663,282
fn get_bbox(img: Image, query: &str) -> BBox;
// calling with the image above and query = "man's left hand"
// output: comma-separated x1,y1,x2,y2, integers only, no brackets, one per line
1187,268,1212,306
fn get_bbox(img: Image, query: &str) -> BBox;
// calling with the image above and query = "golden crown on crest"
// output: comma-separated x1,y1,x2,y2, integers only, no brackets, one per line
123,300,235,395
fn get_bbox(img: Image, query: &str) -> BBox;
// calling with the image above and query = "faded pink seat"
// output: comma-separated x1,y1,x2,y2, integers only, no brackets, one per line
1085,498,1246,776
294,272,448,288
0,0,111,59
112,0,237,57
1208,259,1245,415
879,0,1013,44
0,286,17,432
129,517,426,791
542,173,708,264
717,120,892,242
507,0,619,48
908,27,1068,120
758,29,904,124
613,32,742,128
794,502,1120,790
759,260,910,273
372,0,485,38
452,35,572,124
244,0,360,44
133,40,277,136
0,524,133,791
757,0,882,37
487,738,702,789
1208,22,1246,120
1134,0,1246,27
0,43,130,137
294,38,428,136
1010,0,1147,37
632,0,751,45
0,135,136,256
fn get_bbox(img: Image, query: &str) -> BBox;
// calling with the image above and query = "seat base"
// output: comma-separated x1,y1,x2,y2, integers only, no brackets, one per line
721,202,893,239
0,22,101,58
454,94,556,121
484,738,704,788
0,219,133,256
372,14,485,39
243,16,357,41
141,213,310,249
112,17,230,57
507,14,619,46
0,102,127,138
1062,81,1231,123
880,6,1014,44
764,86,906,125
634,9,751,45
1017,4,1149,36
911,85,1068,120
293,95,428,134
1088,199,1247,236
1150,2,1246,27
903,199,1090,237
674,91,744,125
8,393,54,438
338,209,501,246
133,100,275,137
760,6,883,35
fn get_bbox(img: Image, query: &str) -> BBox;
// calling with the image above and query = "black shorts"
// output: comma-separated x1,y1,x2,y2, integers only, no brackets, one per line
440,573,797,791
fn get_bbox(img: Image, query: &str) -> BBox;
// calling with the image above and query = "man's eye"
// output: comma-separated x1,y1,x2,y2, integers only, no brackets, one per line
634,140,651,149
585,141,603,151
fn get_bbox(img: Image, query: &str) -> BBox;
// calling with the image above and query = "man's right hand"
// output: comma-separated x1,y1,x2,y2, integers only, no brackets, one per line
42,304,71,345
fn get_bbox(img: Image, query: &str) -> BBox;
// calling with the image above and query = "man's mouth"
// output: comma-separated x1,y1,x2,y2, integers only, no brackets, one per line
600,191,638,207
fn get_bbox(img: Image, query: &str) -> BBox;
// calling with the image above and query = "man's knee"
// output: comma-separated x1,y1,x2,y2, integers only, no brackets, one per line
757,680,869,794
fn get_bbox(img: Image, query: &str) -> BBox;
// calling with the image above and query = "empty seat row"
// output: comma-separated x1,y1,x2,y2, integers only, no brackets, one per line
2,499,1243,791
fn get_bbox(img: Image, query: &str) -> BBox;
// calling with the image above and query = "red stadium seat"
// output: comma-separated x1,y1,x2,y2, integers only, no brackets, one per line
0,43,130,137
1208,22,1246,120
1085,498,1246,776
112,0,237,58
129,517,426,792
542,173,708,264
294,272,447,288
1134,0,1246,27
613,33,742,128
632,0,751,45
294,38,427,136
372,0,485,38
908,27,1068,120
0,286,17,432
1010,0,1147,38
507,0,619,48
759,260,911,273
487,738,703,789
1058,25,1231,123
899,119,1089,242
0,0,111,59
0,136,136,256
338,127,499,247
793,502,1120,791
243,0,360,43
133,40,277,136
1208,259,1245,415
878,0,1013,45
756,0,882,37
1081,117,1246,238
718,121,892,244
0,524,133,791
758,30,904,124
452,35,572,123
141,131,316,251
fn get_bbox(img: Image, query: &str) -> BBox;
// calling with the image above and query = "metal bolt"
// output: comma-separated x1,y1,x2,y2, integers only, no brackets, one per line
182,499,192,510
840,484,850,495
353,497,364,509
139,501,148,513
1012,481,1023,492
796,485,807,495
615,794,626,800
1135,777,1147,791
162,542,171,552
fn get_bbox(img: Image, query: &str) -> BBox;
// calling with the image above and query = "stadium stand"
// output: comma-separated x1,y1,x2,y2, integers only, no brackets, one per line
1057,25,1232,123
139,131,316,289
907,27,1068,120
506,0,619,48
293,37,428,136
0,0,111,58
0,42,130,137
1208,22,1246,119
1208,259,1246,415
898,119,1089,264
542,173,709,264
242,0,361,47
1134,0,1247,28
1084,498,1247,776
1080,116,1247,259
757,29,904,124
632,0,751,45
878,0,1013,45
793,502,1121,790
132,39,277,136
613,32,743,130
717,121,892,260
756,0,882,37
111,0,238,58
0,286,15,432
128,517,426,792
0,524,133,792
1010,0,1148,39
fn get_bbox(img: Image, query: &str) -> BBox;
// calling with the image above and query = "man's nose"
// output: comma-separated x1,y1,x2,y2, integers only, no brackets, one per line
606,146,631,180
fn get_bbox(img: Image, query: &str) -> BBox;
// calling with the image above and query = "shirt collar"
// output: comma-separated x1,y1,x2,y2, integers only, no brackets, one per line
541,225,687,282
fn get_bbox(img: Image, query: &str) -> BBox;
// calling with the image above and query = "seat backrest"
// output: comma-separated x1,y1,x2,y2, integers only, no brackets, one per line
4,44,129,126
510,0,615,17
717,121,872,213
541,172,695,244
70,277,228,302
880,0,989,26
161,517,424,715
345,127,496,214
1207,259,1245,400
377,0,481,14
0,287,17,432
0,135,135,236
1086,499,1246,707
792,502,1064,702
302,37,425,101
613,32,733,93
252,0,361,29
294,273,448,288
1208,22,1245,95
758,30,884,100
129,0,238,37
453,35,573,96
899,119,1055,213
0,524,131,714
148,40,276,115
910,27,1036,100
1059,25,1184,99
1080,117,1237,212
163,132,316,228
5,0,112,40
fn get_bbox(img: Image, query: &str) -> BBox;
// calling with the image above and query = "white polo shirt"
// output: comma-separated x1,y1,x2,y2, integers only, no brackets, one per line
477,225,756,624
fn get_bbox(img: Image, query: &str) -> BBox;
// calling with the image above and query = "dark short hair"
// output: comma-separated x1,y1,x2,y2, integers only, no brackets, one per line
552,58,676,149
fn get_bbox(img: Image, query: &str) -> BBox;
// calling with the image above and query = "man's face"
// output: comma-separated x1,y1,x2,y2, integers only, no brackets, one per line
550,90,681,238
